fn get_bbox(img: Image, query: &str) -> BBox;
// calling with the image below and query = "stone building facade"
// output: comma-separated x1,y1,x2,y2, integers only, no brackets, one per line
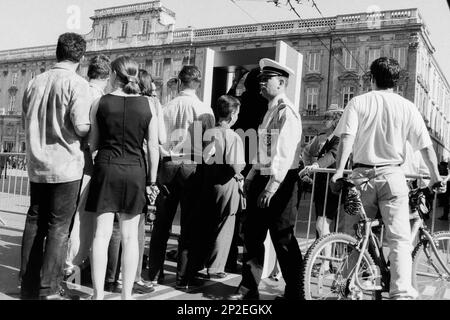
0,1,449,159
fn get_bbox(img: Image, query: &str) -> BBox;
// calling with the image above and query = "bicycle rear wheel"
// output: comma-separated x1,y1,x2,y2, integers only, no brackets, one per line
301,232,380,300
412,231,450,300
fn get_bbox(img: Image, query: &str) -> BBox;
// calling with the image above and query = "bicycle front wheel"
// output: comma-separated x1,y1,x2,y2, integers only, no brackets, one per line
301,232,379,300
412,231,450,300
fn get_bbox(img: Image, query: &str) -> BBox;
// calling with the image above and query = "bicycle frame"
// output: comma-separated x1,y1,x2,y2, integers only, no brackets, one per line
346,204,386,292
348,207,450,295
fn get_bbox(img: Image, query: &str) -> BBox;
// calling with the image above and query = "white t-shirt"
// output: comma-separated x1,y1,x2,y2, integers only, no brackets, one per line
334,90,432,166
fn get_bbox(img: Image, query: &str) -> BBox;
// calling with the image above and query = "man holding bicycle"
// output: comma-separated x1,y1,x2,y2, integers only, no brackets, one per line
331,57,445,300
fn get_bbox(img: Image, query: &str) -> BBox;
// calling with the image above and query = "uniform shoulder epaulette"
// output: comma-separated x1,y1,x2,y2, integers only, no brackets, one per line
277,98,287,111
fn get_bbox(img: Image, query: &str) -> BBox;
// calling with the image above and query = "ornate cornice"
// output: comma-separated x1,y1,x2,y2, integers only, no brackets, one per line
303,73,324,83
338,71,360,81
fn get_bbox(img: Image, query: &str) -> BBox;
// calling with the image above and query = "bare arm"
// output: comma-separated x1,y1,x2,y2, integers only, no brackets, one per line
420,145,443,185
332,133,354,181
155,98,167,145
88,99,100,153
147,113,159,184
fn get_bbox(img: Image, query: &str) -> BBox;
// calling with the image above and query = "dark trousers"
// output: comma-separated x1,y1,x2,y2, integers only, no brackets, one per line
147,161,197,281
239,170,303,299
20,180,81,298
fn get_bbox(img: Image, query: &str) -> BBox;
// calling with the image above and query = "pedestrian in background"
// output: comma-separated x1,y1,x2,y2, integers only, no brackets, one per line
20,33,91,300
86,56,159,300
147,66,215,289
65,54,111,278
331,57,445,300
230,58,303,300
299,105,345,240
197,95,245,279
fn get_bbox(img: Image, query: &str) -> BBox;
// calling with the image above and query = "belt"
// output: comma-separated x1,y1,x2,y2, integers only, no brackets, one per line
162,154,198,163
353,163,400,169
95,155,143,167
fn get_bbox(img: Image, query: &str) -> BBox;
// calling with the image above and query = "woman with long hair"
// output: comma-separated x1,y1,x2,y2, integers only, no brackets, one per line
86,56,159,300
138,69,166,145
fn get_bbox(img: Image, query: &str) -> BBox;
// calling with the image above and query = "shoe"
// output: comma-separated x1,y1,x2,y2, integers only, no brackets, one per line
149,273,165,285
228,291,260,300
206,272,228,279
104,281,121,293
438,216,449,221
175,278,204,290
39,290,80,300
133,281,155,294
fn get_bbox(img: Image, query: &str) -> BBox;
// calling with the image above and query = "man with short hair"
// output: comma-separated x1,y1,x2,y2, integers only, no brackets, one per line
147,65,215,289
20,33,91,300
64,54,111,277
331,57,445,300
230,58,303,300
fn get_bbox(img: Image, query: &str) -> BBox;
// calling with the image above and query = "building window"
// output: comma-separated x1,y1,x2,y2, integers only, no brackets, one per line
138,62,146,71
3,142,14,153
153,60,163,78
392,47,407,69
120,22,128,38
21,142,26,152
306,87,319,115
343,49,356,70
8,95,16,112
307,52,321,73
304,135,316,144
101,24,108,39
12,72,18,85
31,71,36,79
368,48,381,67
342,86,355,107
172,59,183,77
142,19,150,34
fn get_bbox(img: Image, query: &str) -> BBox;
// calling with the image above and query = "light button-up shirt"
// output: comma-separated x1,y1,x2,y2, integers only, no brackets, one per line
250,92,303,193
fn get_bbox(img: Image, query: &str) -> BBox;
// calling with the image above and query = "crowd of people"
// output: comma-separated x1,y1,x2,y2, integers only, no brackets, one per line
18,32,447,301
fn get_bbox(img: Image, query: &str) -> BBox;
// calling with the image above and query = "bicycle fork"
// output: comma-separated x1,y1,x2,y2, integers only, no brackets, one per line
421,230,450,278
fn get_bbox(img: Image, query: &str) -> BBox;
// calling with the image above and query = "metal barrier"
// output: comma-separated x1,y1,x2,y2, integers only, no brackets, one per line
296,167,450,250
0,154,449,250
0,153,29,217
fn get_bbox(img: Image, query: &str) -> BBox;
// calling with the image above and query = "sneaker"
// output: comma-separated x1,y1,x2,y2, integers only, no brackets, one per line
175,278,204,290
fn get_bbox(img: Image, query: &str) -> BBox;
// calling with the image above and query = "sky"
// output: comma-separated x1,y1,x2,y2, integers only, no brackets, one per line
1,0,449,77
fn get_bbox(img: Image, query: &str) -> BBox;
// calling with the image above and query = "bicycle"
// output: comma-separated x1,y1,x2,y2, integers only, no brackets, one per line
301,178,450,300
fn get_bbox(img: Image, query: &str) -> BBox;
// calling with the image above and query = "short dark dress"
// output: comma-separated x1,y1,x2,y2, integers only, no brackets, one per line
86,94,152,214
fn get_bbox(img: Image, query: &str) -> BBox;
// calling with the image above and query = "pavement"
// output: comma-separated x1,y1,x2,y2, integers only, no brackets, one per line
1,193,450,301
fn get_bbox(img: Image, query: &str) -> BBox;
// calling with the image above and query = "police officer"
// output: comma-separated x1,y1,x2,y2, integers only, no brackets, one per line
230,58,303,300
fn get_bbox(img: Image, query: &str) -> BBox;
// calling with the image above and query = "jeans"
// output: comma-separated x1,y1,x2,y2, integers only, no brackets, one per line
20,180,81,298
351,166,418,299
65,175,93,270
147,160,197,282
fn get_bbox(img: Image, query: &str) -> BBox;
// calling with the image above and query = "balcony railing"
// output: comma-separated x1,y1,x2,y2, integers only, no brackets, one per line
0,8,423,62
92,1,175,19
